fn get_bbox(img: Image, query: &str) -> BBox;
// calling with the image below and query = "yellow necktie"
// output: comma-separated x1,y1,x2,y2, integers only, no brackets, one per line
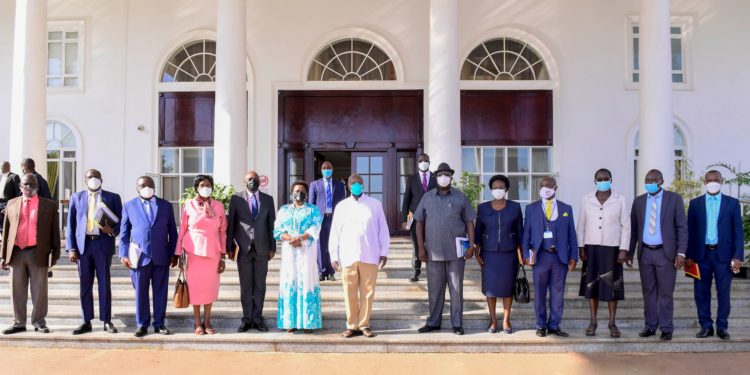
545,200,552,221
87,192,96,232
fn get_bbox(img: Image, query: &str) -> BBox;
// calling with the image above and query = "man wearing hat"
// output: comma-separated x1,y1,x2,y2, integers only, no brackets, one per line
413,163,476,335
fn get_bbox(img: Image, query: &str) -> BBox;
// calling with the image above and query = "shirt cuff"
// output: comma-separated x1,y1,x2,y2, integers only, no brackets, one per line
678,253,686,258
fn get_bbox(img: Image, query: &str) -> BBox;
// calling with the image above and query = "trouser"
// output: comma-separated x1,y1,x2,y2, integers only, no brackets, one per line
532,249,568,330
10,247,48,328
695,249,733,330
409,224,422,275
639,248,676,333
317,216,334,276
77,242,114,323
130,263,169,329
426,259,465,328
342,261,379,330
238,246,269,324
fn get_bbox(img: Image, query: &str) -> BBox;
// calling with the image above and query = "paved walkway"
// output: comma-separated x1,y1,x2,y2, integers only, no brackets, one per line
2,347,745,375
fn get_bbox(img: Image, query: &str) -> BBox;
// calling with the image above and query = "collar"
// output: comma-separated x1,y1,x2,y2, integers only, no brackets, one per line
23,194,39,203
140,197,155,204
543,197,557,204
706,193,722,201
648,189,664,199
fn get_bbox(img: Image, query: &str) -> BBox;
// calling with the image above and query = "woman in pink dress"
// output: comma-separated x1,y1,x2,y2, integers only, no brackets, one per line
176,175,227,335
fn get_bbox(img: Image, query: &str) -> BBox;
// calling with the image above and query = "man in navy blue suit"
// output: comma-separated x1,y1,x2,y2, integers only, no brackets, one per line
67,169,123,335
686,170,744,340
309,161,346,281
119,176,178,337
522,176,578,338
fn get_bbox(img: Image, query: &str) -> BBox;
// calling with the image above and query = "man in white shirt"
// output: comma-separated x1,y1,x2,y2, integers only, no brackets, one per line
0,161,21,232
329,174,390,338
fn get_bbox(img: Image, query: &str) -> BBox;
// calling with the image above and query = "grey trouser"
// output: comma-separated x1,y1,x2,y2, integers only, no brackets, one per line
426,259,465,328
10,247,49,327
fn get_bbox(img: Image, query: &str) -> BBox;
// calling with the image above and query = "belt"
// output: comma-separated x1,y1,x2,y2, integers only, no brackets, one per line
642,244,663,250
544,246,557,253
13,246,36,251
706,244,718,251
85,235,101,241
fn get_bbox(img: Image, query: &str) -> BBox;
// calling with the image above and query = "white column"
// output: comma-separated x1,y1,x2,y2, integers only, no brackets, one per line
213,0,247,188
638,0,674,188
427,0,462,175
9,0,48,176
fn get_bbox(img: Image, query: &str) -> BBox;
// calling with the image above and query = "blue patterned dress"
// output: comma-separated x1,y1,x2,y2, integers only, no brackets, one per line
273,203,323,330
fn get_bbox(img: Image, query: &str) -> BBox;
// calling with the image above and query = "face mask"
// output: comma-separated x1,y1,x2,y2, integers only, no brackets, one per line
87,177,102,191
705,182,721,195
596,181,611,192
322,169,333,179
491,189,506,200
350,182,364,197
139,187,155,200
539,187,556,200
247,178,259,192
437,175,451,188
418,161,430,172
292,191,307,202
198,187,212,198
644,183,659,194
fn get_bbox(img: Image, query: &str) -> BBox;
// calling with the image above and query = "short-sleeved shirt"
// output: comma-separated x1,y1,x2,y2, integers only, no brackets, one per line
413,188,476,261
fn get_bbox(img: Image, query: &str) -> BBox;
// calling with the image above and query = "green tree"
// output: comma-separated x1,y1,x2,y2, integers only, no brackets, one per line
453,171,483,209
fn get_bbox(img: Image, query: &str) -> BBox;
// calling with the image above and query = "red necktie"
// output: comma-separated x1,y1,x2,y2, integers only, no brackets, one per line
421,173,427,192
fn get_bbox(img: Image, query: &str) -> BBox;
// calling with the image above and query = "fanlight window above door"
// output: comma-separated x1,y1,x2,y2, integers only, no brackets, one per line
461,37,549,80
307,38,396,81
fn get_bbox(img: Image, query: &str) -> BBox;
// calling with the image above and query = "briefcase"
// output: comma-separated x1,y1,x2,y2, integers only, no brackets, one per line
513,264,531,304
173,270,190,308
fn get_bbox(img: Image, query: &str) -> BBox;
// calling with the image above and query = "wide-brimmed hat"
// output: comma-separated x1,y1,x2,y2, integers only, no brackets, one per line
435,162,455,175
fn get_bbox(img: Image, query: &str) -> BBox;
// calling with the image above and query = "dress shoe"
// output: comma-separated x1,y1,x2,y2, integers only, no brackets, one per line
639,328,657,337
695,327,714,338
104,322,118,333
134,327,148,337
327,274,336,281
2,326,26,335
660,332,672,341
35,325,50,333
717,329,730,340
319,275,326,282
417,325,441,333
409,274,420,282
237,322,253,333
72,322,93,335
453,327,464,335
535,328,547,337
155,327,171,335
255,322,269,332
548,328,569,337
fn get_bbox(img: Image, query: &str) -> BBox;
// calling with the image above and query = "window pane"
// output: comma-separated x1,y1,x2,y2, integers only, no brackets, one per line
289,157,303,176
63,151,75,158
632,26,639,34
508,175,530,201
462,147,480,174
633,38,639,70
370,157,383,174
531,176,546,196
370,193,383,202
632,73,640,82
482,174,493,201
670,26,682,35
66,31,79,40
204,148,214,173
47,150,60,159
181,148,200,173
65,43,79,74
370,175,383,193
672,73,683,83
360,176,370,190
47,78,62,87
482,147,505,173
48,31,63,40
671,39,682,70
356,157,369,174
63,77,79,87
160,149,179,173
48,42,63,75
508,148,530,172
399,176,408,194
531,148,551,173
400,157,415,175
182,176,194,193
161,176,180,201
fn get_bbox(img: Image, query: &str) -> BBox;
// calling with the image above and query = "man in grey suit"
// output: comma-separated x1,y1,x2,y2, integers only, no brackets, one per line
227,170,276,333
625,169,688,341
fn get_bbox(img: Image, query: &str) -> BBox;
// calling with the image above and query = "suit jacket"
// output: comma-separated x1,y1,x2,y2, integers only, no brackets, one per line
474,200,523,252
226,191,277,256
119,196,178,267
628,190,688,260
31,172,52,200
686,194,744,263
309,178,346,214
1,172,21,201
1,196,61,267
400,171,437,223
522,199,578,264
65,189,123,255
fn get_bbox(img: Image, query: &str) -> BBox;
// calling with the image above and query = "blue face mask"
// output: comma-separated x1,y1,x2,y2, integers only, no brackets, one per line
596,181,611,192
644,183,660,194
350,182,364,197
322,169,333,179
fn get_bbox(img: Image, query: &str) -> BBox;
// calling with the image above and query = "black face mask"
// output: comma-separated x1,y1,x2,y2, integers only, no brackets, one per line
292,191,307,203
247,178,260,192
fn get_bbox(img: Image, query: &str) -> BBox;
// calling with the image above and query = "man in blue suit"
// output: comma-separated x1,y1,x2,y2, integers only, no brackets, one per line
67,169,123,335
686,170,744,340
119,176,178,337
522,176,578,337
309,161,346,281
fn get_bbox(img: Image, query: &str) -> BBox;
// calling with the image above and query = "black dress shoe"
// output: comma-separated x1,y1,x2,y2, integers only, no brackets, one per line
104,322,118,333
548,328,569,337
155,327,171,335
72,322,92,335
536,328,547,337
327,274,336,281
453,327,464,335
417,325,441,333
717,329,730,340
2,326,26,335
319,275,326,282
639,328,657,337
409,275,420,282
255,322,269,332
35,325,50,333
134,327,148,337
695,327,714,338
238,322,253,333
660,332,672,341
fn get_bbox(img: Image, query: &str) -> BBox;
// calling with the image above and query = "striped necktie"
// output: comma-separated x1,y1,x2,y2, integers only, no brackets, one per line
648,198,657,235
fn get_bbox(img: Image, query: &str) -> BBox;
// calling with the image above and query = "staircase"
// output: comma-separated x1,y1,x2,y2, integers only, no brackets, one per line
0,237,748,352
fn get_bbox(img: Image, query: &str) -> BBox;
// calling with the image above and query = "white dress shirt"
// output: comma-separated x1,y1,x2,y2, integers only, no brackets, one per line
328,195,390,268
0,172,8,199
576,191,631,248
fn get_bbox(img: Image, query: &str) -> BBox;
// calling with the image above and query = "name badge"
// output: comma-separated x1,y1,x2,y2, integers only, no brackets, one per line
543,231,554,239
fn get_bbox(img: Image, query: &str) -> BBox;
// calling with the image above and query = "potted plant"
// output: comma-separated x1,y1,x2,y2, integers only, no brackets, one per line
453,171,483,209
179,182,236,212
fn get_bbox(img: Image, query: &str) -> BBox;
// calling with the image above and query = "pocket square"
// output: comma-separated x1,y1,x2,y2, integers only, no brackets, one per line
563,212,569,217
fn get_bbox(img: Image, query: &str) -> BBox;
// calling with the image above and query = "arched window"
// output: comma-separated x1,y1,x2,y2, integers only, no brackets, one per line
633,125,687,191
46,121,78,229
307,38,396,81
161,39,217,82
461,37,549,80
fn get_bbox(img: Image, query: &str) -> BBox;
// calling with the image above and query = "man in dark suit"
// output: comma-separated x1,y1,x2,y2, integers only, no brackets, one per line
401,153,437,282
0,161,22,232
309,161,346,281
228,170,276,333
1,173,60,334
686,170,744,340
119,176,178,337
20,158,51,200
522,176,578,338
66,169,123,335
626,169,688,341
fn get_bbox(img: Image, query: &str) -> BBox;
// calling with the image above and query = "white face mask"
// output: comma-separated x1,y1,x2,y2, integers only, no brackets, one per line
705,182,722,195
418,161,430,172
539,186,556,200
87,177,102,191
491,188,506,200
437,175,452,188
139,187,155,200
198,187,213,198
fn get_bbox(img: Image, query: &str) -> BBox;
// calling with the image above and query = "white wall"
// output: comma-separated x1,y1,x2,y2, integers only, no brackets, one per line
0,0,16,164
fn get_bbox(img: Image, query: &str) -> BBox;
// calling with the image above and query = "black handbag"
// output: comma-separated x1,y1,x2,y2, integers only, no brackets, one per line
513,264,531,304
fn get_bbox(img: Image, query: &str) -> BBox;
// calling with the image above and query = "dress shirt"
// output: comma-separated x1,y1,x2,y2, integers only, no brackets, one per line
86,190,102,235
642,189,664,245
328,195,390,268
705,193,722,245
413,188,476,261
0,173,8,199
15,195,39,249
576,191,631,248
248,190,260,213
541,198,558,222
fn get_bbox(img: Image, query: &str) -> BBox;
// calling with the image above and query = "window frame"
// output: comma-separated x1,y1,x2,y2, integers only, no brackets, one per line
47,20,85,93
460,37,550,81
625,15,693,91
306,38,396,81
158,146,214,222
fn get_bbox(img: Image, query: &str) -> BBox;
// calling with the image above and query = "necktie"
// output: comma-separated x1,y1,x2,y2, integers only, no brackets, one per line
707,197,718,244
144,200,153,224
325,180,332,209
648,198,657,235
87,192,96,232
22,199,31,246
251,193,258,219
421,173,427,192
545,200,552,221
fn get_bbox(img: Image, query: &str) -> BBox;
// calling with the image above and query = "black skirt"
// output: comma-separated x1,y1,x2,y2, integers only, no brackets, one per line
578,245,624,301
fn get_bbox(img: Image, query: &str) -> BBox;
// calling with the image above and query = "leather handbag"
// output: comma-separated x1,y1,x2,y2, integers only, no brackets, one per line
173,270,190,308
513,264,531,304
